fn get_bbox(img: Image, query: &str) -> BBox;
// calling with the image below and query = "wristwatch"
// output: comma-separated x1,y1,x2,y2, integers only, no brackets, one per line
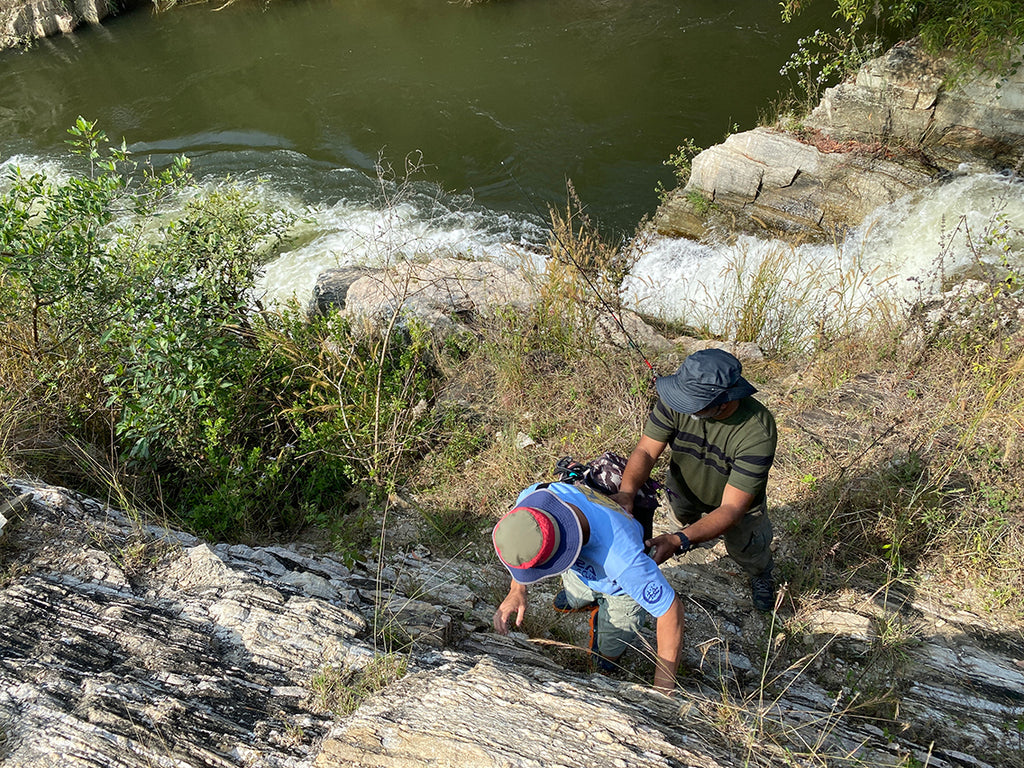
674,531,692,557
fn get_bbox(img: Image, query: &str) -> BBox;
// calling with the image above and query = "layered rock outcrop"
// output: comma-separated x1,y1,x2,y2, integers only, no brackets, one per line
310,259,538,335
309,259,679,356
1,475,1021,768
0,0,118,50
654,40,1024,242
807,40,1024,172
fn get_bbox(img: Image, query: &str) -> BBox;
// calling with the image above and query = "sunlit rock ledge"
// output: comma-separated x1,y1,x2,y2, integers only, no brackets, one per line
0,0,118,49
654,39,1024,243
307,258,772,360
2,476,1021,768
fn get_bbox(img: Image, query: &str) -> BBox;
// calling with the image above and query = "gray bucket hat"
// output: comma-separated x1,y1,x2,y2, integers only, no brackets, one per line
655,349,756,414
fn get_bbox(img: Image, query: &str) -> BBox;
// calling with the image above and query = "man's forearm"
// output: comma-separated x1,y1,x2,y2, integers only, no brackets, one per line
653,596,683,693
618,441,659,496
680,484,755,545
678,504,745,545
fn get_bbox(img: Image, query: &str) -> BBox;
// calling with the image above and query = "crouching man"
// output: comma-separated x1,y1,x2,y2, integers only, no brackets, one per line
491,481,683,694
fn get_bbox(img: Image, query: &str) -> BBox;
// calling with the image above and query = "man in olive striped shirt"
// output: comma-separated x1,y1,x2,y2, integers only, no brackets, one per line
612,349,778,612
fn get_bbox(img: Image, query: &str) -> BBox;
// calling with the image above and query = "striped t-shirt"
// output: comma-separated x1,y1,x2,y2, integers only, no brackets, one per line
642,397,777,513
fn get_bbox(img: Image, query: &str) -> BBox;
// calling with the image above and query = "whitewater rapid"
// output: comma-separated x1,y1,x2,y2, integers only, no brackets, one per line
3,153,1022,338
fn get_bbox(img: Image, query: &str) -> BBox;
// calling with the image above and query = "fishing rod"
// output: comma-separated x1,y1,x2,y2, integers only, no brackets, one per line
501,161,658,382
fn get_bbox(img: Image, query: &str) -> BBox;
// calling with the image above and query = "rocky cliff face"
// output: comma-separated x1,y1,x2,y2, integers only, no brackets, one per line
654,40,1024,242
2,471,1021,768
0,0,119,50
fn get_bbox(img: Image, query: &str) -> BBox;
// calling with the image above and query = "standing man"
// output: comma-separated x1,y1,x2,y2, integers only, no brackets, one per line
491,481,684,693
612,349,778,612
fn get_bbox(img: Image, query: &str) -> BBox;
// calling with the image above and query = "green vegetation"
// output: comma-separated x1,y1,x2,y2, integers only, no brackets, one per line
309,653,408,716
656,138,704,202
778,24,885,110
0,118,437,541
781,0,1024,78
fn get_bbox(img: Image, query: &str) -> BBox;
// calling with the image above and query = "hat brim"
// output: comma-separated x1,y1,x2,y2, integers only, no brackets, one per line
656,374,757,414
498,489,584,584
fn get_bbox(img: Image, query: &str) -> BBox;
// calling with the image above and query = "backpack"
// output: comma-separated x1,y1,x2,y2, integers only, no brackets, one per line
553,452,660,540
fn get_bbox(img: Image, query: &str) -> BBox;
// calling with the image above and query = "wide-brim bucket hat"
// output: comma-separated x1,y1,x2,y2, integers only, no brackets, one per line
655,348,757,414
492,489,584,584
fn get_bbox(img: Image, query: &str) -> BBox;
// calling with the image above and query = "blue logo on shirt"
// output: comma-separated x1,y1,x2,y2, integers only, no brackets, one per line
575,561,597,581
642,582,664,604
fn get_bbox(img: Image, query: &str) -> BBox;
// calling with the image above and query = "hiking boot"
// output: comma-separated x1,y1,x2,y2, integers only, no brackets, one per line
750,567,776,612
552,590,598,614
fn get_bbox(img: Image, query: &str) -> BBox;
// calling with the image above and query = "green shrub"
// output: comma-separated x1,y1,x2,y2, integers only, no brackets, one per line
782,0,1024,77
0,117,196,485
0,120,440,541
779,26,884,108
155,304,439,539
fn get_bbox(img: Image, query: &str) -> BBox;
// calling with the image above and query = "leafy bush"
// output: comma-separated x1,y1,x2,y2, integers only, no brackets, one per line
779,26,884,108
0,120,439,540
154,301,438,539
1,117,196,480
782,0,1024,76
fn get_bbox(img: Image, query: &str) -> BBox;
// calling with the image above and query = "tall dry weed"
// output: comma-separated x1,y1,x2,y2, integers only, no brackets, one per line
709,237,905,360
412,188,657,524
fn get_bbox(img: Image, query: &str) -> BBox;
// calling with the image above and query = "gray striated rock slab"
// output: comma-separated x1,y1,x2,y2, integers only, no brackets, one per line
315,654,730,768
1,478,1020,768
0,481,371,767
806,39,945,149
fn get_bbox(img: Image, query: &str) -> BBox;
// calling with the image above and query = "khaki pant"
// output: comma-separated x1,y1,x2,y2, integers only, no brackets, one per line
560,569,647,660
666,475,774,576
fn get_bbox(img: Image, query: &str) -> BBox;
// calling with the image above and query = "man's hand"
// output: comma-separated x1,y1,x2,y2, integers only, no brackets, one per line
644,531,688,565
492,581,528,635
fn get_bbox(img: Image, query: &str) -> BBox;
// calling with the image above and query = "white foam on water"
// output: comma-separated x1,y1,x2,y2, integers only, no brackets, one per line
624,172,1024,336
850,172,1024,289
1,150,548,308
6,148,1020,332
259,198,546,307
0,154,73,187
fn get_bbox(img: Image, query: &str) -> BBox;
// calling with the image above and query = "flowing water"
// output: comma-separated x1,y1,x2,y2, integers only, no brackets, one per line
1,0,1022,328
626,172,1024,335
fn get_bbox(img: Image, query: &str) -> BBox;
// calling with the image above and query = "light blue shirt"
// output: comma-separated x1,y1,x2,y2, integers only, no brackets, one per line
515,482,676,617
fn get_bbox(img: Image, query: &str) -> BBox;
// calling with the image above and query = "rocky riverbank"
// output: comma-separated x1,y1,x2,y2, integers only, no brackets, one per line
0,0,123,50
654,39,1024,243
2,437,1022,768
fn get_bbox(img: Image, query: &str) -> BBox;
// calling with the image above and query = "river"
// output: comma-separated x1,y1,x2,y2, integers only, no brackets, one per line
1,0,1022,332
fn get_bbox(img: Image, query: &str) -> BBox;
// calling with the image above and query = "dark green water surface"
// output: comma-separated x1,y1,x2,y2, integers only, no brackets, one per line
0,0,828,234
